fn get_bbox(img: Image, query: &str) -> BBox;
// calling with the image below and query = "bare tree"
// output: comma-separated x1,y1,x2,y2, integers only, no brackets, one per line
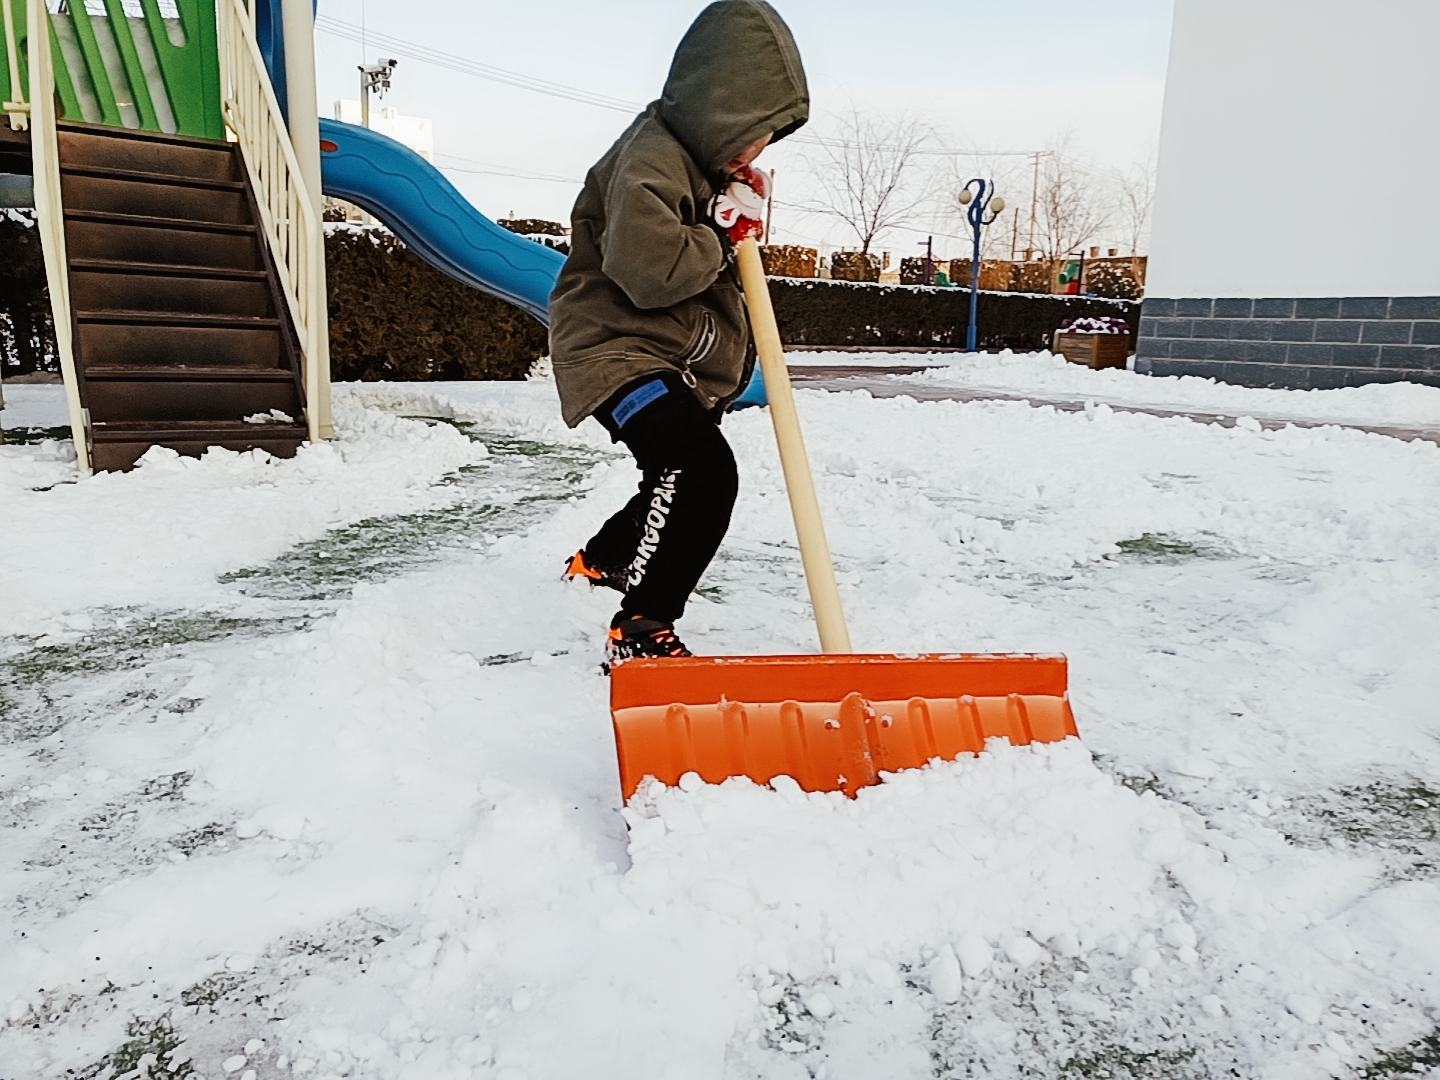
1035,136,1111,260
798,107,933,254
1114,155,1156,256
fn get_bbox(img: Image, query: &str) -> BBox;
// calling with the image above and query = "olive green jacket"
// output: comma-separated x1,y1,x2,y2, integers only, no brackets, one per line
549,0,809,427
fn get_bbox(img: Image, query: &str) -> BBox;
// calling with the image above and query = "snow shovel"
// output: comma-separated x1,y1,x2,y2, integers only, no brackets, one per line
608,237,1079,800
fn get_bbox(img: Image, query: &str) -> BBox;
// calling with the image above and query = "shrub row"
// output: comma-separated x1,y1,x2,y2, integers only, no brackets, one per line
768,277,1139,352
325,226,546,381
0,211,58,376
2,219,1138,383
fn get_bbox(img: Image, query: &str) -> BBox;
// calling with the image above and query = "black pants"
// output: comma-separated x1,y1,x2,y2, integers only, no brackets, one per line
585,373,738,624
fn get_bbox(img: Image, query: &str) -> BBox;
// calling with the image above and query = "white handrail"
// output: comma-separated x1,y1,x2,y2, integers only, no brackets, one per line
2,0,29,129
216,0,328,443
27,0,89,471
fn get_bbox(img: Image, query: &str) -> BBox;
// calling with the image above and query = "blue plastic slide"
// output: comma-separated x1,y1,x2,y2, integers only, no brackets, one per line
317,118,564,324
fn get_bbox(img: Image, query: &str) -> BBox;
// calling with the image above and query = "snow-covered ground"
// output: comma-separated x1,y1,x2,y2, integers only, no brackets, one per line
2,363,1439,1080
793,348,1440,430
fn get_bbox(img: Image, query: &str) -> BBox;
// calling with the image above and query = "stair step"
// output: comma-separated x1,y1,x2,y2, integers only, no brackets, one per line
69,258,268,279
77,319,283,369
57,124,237,183
65,213,261,270
60,163,246,191
84,367,302,424
61,171,250,225
71,267,274,318
89,420,307,473
76,310,280,329
84,366,297,380
65,209,256,234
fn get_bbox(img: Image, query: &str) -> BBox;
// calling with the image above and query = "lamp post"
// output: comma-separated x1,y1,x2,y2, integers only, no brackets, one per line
957,179,1006,352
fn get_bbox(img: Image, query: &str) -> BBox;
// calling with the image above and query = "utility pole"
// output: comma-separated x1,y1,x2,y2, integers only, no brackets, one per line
1027,150,1041,258
919,236,934,286
763,168,775,244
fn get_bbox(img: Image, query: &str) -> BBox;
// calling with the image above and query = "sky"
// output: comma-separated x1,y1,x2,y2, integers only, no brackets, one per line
312,0,1176,262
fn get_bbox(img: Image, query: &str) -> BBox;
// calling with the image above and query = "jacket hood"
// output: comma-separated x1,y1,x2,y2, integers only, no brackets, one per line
657,1,809,175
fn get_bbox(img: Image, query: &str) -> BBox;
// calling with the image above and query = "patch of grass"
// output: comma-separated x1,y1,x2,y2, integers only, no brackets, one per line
0,612,286,740
220,430,606,601
180,973,243,1007
1117,772,1169,798
1114,534,1204,560
2,614,272,686
1360,1028,1440,1079
219,492,510,599
171,822,228,856
1061,1045,1199,1079
1317,781,1440,851
78,1015,182,1079
2,424,72,444
1280,779,1440,882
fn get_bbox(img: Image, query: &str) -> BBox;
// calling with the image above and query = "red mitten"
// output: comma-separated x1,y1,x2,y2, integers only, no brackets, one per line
712,166,768,243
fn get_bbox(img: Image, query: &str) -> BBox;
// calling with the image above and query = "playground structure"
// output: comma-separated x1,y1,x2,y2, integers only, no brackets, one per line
0,0,564,471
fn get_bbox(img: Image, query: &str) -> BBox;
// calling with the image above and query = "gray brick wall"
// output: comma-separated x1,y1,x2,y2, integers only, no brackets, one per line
1135,297,1440,389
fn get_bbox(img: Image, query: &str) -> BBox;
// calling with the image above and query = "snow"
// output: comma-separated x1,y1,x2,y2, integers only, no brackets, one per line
798,347,1440,428
2,362,1439,1078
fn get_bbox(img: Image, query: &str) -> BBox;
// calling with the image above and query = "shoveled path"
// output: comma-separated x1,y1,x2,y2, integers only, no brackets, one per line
789,365,1440,445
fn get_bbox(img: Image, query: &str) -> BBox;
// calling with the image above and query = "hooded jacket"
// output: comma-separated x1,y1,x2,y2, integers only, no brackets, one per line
548,0,809,427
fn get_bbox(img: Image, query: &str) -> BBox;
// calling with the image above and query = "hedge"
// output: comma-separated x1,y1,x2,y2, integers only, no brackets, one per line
325,226,546,381
1,219,1139,381
0,211,57,376
768,277,1139,352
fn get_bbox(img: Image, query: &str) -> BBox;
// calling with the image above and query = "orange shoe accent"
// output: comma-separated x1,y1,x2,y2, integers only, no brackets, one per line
609,653,1077,800
566,550,604,582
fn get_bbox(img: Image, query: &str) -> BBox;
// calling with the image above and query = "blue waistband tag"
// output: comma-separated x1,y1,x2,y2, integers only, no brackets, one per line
611,378,669,428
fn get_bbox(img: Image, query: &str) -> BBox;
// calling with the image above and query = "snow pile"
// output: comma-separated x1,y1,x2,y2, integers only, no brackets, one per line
0,394,485,638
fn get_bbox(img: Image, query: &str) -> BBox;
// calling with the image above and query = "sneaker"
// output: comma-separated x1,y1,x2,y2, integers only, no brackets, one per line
564,550,626,593
605,615,692,666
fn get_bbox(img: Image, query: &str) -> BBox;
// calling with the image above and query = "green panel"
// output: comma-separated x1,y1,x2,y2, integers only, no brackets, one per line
48,17,83,121
102,0,159,130
140,0,222,139
4,4,79,122
1,3,11,106
65,1,123,127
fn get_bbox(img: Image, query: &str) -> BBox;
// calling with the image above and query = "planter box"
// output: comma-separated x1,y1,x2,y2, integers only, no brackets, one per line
1052,331,1129,369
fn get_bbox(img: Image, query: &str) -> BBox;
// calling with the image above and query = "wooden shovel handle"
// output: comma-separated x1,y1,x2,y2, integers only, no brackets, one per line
735,237,853,654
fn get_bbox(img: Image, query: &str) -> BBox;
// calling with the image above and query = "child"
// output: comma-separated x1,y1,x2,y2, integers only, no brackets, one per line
549,0,809,664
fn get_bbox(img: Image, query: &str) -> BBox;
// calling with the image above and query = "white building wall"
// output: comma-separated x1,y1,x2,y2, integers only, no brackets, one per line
1146,0,1440,300
333,100,434,161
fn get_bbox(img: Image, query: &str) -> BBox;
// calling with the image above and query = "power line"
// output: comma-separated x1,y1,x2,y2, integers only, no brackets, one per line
434,153,583,185
316,19,1109,181
315,16,643,113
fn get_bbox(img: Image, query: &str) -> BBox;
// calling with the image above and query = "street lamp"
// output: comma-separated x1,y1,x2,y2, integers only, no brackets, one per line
957,179,1006,352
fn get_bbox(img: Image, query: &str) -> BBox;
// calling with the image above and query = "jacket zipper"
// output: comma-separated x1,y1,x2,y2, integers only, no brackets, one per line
677,311,716,388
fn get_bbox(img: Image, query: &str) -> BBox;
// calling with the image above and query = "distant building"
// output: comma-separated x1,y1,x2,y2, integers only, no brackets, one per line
333,100,434,161
1138,0,1440,390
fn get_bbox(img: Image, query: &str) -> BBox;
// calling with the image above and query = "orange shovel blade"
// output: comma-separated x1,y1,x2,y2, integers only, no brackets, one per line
609,653,1078,800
